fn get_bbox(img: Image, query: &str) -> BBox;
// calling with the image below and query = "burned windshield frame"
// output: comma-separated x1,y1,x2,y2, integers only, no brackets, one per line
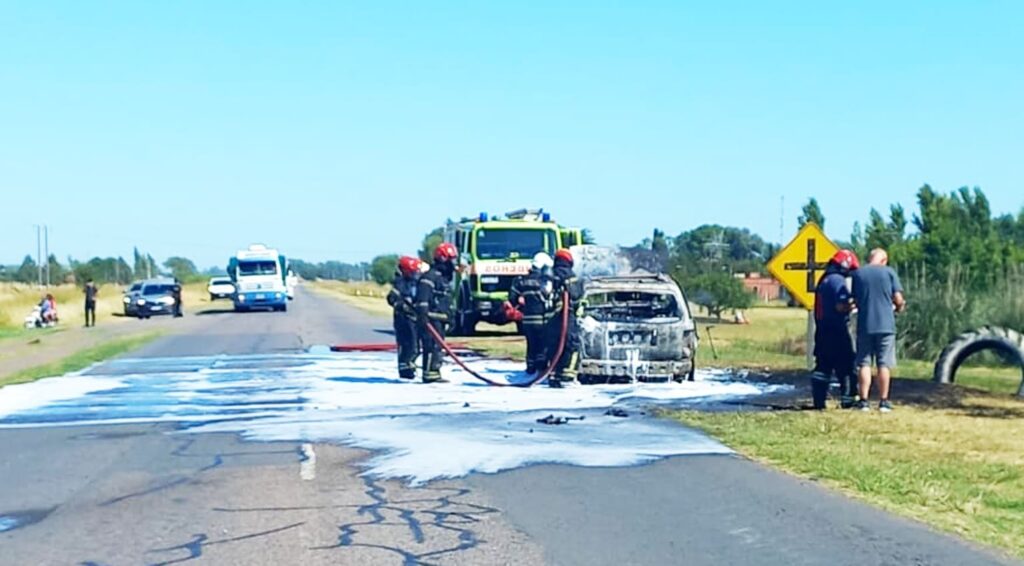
584,291,683,321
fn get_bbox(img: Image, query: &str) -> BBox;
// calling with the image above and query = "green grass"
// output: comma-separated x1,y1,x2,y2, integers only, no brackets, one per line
0,332,163,388
671,399,1024,559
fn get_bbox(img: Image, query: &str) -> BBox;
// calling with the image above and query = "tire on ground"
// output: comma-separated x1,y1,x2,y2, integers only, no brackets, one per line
932,326,1024,397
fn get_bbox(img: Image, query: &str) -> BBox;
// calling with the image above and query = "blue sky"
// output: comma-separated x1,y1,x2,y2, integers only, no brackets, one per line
2,1,1021,269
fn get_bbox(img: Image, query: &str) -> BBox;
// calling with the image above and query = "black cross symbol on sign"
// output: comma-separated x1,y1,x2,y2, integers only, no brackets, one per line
783,238,831,293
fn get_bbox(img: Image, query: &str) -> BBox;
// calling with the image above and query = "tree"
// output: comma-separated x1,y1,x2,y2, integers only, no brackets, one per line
369,254,399,285
669,225,772,278
651,229,669,256
798,198,826,229
133,247,145,278
163,257,199,282
684,271,754,320
46,254,66,284
15,255,38,283
419,227,444,262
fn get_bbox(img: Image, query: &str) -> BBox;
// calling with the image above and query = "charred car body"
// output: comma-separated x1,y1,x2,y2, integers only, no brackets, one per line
571,248,698,383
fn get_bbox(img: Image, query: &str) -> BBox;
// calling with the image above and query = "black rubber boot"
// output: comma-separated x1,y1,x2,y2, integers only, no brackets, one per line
811,372,830,410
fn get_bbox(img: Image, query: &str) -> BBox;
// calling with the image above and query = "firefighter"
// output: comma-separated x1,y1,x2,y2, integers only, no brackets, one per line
546,249,584,388
506,253,555,375
416,242,459,383
387,256,423,380
811,249,860,409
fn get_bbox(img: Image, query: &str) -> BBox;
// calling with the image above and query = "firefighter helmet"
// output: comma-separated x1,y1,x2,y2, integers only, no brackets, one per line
532,252,554,270
830,249,860,271
398,256,421,277
554,248,574,266
434,242,458,262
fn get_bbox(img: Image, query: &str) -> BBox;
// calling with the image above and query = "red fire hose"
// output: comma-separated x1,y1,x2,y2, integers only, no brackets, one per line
423,291,571,388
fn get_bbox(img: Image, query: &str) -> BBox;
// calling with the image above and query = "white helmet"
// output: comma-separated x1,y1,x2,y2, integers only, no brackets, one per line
532,252,554,270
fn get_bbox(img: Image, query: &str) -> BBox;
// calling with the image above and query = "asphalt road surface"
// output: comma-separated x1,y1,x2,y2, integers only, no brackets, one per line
0,287,1017,565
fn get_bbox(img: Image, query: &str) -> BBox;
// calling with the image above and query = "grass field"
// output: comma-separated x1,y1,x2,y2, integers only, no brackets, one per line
0,281,209,388
672,394,1024,559
0,281,208,333
677,306,1024,558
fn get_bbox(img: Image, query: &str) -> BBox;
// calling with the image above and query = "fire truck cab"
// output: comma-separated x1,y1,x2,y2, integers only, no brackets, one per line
445,209,582,336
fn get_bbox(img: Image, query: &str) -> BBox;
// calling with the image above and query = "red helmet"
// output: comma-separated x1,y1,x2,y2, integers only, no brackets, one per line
830,249,860,271
433,242,458,262
398,256,422,277
554,248,574,265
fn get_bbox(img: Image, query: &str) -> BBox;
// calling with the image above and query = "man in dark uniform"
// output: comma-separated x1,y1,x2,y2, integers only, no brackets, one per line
387,256,423,380
172,279,183,318
507,253,554,375
416,242,459,383
811,249,860,409
83,279,98,327
547,249,584,388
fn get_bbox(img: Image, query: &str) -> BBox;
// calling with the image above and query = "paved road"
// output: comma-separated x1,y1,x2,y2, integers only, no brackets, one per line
0,287,1017,565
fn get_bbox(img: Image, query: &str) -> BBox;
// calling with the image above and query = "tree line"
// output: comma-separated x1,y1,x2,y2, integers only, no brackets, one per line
0,248,370,287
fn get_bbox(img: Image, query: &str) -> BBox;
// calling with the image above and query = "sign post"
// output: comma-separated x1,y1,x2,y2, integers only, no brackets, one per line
766,223,839,369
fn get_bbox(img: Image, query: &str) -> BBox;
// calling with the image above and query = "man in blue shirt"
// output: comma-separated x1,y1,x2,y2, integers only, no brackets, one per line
812,250,859,409
851,248,906,412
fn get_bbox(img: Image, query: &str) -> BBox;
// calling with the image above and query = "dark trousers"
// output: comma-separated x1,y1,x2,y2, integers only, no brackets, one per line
84,302,96,327
419,319,445,381
522,322,548,373
173,298,182,317
394,314,419,378
547,316,579,378
813,327,856,407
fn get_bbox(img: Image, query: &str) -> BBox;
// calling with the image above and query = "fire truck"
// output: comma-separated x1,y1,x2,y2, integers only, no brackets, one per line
444,209,583,335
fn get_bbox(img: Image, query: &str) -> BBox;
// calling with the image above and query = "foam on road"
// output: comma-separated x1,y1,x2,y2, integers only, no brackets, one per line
0,352,788,484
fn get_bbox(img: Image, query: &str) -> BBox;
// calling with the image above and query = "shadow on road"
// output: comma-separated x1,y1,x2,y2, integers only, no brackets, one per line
194,308,237,316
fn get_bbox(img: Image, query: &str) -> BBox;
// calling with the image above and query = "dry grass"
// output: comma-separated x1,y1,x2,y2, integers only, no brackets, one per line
308,280,393,317
0,281,208,338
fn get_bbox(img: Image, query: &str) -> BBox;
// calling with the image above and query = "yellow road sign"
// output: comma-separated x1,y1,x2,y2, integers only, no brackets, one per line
766,222,839,310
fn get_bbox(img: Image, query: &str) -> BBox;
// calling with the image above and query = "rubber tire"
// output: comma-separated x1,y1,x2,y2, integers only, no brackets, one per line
933,326,1024,397
279,304,287,312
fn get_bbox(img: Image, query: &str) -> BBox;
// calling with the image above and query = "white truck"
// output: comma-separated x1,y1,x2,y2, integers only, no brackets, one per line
228,244,289,312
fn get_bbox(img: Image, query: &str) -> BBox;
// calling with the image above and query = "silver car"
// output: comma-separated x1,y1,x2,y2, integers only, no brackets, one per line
577,274,698,383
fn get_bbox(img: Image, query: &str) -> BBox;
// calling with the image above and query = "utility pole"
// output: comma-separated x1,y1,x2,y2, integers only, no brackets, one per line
35,225,42,287
44,225,50,286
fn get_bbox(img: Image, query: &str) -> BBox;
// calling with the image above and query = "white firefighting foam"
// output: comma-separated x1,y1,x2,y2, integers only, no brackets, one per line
0,352,788,484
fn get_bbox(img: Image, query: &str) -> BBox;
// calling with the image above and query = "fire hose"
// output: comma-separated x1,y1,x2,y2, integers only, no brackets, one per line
422,290,571,388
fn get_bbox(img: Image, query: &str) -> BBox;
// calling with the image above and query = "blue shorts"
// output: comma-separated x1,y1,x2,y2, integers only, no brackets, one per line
855,333,896,369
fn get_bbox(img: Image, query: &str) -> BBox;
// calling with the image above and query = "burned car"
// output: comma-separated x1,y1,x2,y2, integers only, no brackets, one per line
576,274,697,383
